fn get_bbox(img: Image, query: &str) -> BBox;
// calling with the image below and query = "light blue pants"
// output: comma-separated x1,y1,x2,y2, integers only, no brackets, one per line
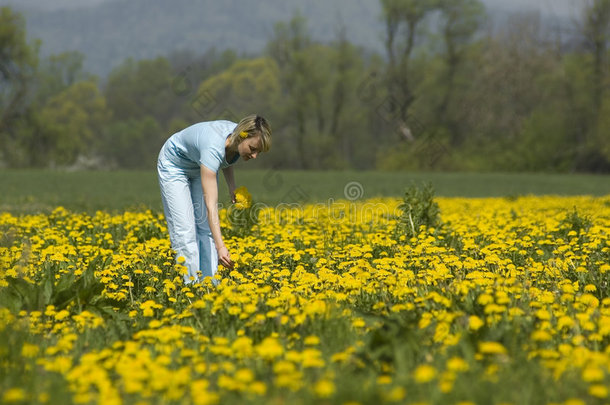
157,147,218,285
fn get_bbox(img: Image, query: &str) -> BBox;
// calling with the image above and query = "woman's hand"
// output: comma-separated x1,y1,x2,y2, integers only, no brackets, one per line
230,189,236,204
201,166,234,271
217,244,234,270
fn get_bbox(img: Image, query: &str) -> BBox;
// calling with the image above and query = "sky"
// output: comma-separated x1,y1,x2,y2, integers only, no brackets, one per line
0,0,583,17
484,0,581,18
0,0,587,77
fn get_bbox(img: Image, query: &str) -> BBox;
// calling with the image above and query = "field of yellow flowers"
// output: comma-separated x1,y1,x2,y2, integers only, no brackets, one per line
1,193,609,404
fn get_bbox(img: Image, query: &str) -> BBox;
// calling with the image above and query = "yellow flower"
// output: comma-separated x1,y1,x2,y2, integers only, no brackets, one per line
352,318,366,328
413,364,437,383
446,357,469,373
234,368,255,384
304,335,320,346
589,384,608,398
301,348,325,368
313,379,335,398
383,386,406,402
582,367,604,382
234,186,252,210
239,131,249,138
231,336,254,358
531,330,552,342
5,194,610,404
377,375,392,385
469,315,484,331
564,399,586,405
191,380,219,405
584,284,596,292
2,388,26,402
248,381,267,396
478,341,507,355
255,337,283,360
21,343,39,358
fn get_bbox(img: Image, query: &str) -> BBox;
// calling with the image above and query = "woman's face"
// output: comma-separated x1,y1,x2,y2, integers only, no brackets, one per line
238,135,262,161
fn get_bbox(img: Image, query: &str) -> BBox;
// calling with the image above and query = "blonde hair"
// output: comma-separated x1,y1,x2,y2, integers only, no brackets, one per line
228,115,272,152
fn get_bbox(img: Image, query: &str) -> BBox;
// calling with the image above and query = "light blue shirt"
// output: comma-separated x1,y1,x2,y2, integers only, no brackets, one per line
162,120,239,173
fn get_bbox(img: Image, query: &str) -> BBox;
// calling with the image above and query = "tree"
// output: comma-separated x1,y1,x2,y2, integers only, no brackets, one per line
267,15,317,169
99,117,163,168
331,26,359,167
35,51,89,104
456,14,563,167
35,80,110,166
436,0,485,145
194,55,285,168
582,0,610,118
195,57,281,122
267,16,371,169
104,57,175,127
0,7,38,162
596,94,610,168
380,0,437,134
575,0,610,170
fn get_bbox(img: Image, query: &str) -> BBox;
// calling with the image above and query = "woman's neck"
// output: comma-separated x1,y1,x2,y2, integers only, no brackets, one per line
225,146,237,162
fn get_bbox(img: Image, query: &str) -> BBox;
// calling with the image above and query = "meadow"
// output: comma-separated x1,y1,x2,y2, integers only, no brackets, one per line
1,171,610,404
1,169,610,213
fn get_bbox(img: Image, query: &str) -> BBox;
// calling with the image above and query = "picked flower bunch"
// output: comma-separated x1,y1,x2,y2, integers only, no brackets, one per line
228,186,257,235
233,186,252,210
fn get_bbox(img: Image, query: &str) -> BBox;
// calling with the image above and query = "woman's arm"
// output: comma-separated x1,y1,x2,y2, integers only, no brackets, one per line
200,165,234,270
222,166,236,203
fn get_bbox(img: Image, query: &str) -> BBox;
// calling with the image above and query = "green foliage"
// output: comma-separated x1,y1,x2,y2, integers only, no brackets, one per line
557,208,593,238
0,255,124,314
1,2,610,172
0,7,38,116
226,204,261,238
225,187,260,237
0,194,609,403
104,57,175,125
596,96,610,165
2,170,610,215
36,80,110,166
355,305,590,404
266,15,373,169
99,117,164,168
0,324,72,404
196,57,281,122
35,51,89,104
397,182,441,239
0,6,39,164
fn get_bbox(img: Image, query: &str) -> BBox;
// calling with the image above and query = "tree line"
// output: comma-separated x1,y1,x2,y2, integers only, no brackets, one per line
1,1,609,172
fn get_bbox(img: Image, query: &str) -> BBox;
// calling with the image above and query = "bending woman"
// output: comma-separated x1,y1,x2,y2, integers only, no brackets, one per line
157,115,271,284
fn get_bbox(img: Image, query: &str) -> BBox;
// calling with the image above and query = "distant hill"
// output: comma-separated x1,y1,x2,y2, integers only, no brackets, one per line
2,0,574,78
5,0,384,77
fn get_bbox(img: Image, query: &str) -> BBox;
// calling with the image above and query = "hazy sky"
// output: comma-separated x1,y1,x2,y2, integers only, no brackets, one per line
0,0,584,17
0,0,588,77
484,0,581,18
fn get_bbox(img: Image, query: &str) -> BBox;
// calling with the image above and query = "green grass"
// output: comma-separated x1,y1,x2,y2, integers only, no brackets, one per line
1,169,609,214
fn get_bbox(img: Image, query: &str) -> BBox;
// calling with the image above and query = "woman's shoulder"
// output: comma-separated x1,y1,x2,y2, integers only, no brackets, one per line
210,120,238,131
187,120,236,133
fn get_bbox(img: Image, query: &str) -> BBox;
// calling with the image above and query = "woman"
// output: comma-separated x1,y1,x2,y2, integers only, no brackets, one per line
157,114,271,284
